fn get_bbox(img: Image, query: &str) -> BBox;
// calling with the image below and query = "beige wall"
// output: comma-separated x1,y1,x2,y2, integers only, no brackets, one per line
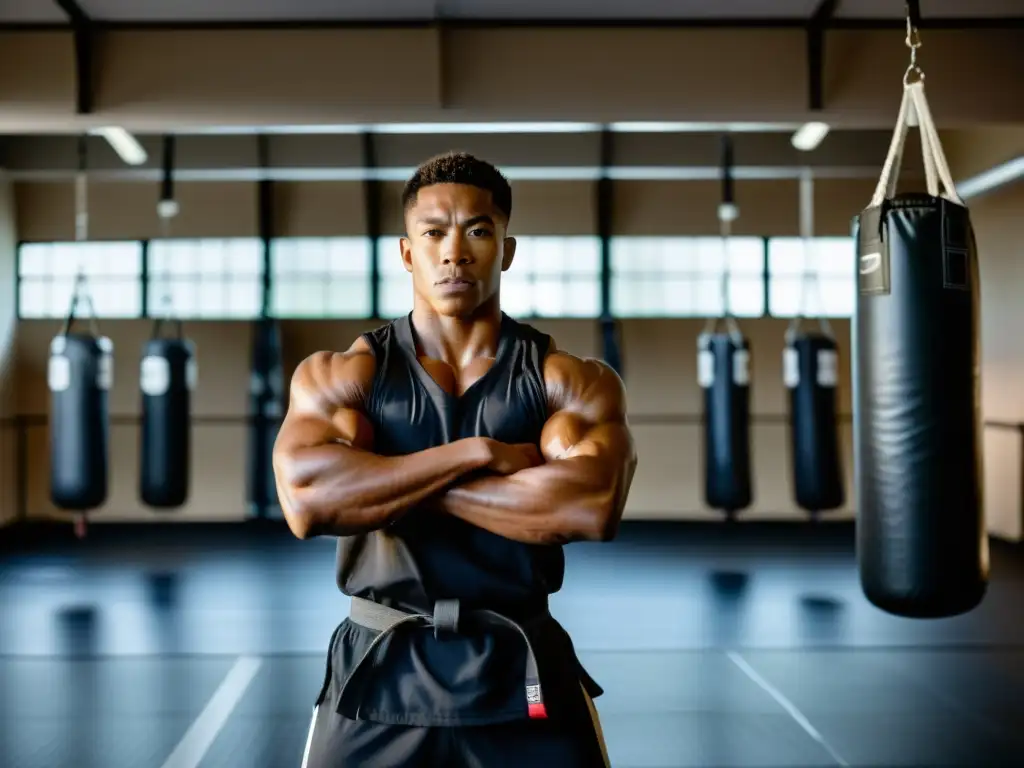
0,174,17,526
972,183,1024,541
2,27,1023,131
2,170,1022,537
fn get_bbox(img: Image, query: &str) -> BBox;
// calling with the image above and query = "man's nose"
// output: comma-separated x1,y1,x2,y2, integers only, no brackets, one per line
442,236,472,265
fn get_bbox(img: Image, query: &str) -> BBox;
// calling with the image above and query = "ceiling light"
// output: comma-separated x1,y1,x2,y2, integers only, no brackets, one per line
90,126,148,166
956,155,1024,200
791,122,831,151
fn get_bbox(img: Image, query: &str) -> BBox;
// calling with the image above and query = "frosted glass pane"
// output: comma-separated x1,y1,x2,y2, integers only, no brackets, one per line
817,276,856,317
297,241,328,272
728,239,765,274
524,239,565,275
566,238,600,274
18,244,51,276
197,243,227,275
50,279,75,316
196,282,223,316
769,276,802,317
768,238,806,275
815,238,856,276
565,279,600,316
379,277,413,318
90,279,142,318
273,277,324,316
501,277,534,317
18,280,49,317
228,281,263,317
326,280,372,317
532,277,567,316
613,278,661,316
376,238,409,275
729,276,765,317
328,239,371,274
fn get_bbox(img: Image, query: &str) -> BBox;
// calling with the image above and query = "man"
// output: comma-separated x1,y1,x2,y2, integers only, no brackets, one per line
273,152,637,767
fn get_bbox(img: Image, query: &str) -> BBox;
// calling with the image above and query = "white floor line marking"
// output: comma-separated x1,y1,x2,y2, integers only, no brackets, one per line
160,656,263,768
727,650,850,767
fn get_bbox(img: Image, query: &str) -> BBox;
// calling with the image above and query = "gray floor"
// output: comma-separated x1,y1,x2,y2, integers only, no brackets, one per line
1,520,1023,767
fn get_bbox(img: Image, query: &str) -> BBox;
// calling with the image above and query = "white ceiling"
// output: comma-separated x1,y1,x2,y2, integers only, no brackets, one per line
1,0,1020,24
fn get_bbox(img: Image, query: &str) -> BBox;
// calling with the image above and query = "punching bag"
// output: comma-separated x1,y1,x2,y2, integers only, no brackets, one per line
140,321,196,508
854,79,987,618
699,325,753,516
785,327,844,515
49,329,113,510
247,318,285,518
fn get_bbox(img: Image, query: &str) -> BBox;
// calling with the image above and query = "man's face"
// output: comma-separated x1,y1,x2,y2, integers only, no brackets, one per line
400,183,516,317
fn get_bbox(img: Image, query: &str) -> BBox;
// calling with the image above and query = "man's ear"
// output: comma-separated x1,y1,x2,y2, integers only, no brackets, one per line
501,236,517,272
399,237,413,274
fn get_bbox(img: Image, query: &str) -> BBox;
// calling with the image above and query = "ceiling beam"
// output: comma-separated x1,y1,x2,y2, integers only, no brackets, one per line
807,0,839,112
3,17,1023,33
53,0,94,115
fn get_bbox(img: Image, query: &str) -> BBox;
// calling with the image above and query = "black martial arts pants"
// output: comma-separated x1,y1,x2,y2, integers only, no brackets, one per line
301,687,611,768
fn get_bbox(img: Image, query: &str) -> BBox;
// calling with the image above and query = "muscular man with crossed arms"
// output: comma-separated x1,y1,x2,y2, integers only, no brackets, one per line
274,152,637,767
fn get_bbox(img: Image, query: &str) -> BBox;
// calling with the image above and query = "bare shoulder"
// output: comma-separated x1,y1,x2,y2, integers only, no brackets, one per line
542,342,628,422
289,337,378,416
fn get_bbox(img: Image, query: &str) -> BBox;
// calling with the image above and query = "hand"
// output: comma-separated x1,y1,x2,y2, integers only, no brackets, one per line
480,439,544,475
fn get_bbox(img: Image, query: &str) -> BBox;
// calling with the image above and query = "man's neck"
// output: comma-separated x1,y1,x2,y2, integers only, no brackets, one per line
410,300,503,368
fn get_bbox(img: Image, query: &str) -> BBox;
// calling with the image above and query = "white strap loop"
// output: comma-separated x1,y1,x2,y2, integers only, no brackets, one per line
870,81,963,208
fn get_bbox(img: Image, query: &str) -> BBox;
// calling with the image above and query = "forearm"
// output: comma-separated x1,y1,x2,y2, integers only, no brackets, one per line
436,456,626,545
276,437,489,538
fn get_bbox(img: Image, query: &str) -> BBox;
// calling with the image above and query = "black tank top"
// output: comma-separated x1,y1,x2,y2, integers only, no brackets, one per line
326,312,601,727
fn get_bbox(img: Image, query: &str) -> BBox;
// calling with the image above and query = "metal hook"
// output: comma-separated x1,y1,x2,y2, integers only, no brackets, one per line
903,3,924,85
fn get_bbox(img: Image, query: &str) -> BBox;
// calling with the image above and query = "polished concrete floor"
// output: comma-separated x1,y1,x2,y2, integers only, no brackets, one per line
1,519,1023,768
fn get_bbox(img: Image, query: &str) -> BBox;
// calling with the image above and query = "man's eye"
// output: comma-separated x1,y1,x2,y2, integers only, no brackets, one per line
469,229,492,237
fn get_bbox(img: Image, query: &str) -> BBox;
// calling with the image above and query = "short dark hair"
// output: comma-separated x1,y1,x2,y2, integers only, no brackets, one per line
402,152,512,220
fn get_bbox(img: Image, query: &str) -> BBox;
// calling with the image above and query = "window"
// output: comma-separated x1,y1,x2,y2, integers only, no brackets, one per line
376,237,412,319
610,237,765,317
502,237,600,318
17,241,143,319
270,238,372,318
147,238,264,319
768,237,855,318
375,236,601,319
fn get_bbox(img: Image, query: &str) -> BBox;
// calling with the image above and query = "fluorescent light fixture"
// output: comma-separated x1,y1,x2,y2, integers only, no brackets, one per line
610,121,798,133
956,155,1024,200
371,122,601,134
791,122,831,151
90,126,148,165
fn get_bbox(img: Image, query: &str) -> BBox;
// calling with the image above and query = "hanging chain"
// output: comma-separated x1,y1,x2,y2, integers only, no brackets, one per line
719,212,731,318
155,197,180,321
904,7,924,85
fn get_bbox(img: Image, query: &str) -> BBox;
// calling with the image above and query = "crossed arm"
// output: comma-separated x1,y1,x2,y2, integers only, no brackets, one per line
272,339,637,544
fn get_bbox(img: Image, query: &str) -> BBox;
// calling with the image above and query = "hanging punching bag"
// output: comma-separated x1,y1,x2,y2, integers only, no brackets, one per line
49,307,113,511
247,318,285,518
854,78,987,618
699,325,753,517
785,172,845,517
140,321,196,509
785,327,844,515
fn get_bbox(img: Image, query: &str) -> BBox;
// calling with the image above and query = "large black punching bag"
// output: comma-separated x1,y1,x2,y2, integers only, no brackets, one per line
854,79,987,618
140,321,195,509
699,325,753,517
247,318,285,518
785,327,844,515
49,326,113,511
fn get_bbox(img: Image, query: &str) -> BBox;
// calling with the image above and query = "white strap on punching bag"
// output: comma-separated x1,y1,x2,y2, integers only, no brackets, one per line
869,15,964,208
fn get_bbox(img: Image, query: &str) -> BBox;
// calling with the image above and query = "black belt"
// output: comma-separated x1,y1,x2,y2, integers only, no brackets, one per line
339,595,549,719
